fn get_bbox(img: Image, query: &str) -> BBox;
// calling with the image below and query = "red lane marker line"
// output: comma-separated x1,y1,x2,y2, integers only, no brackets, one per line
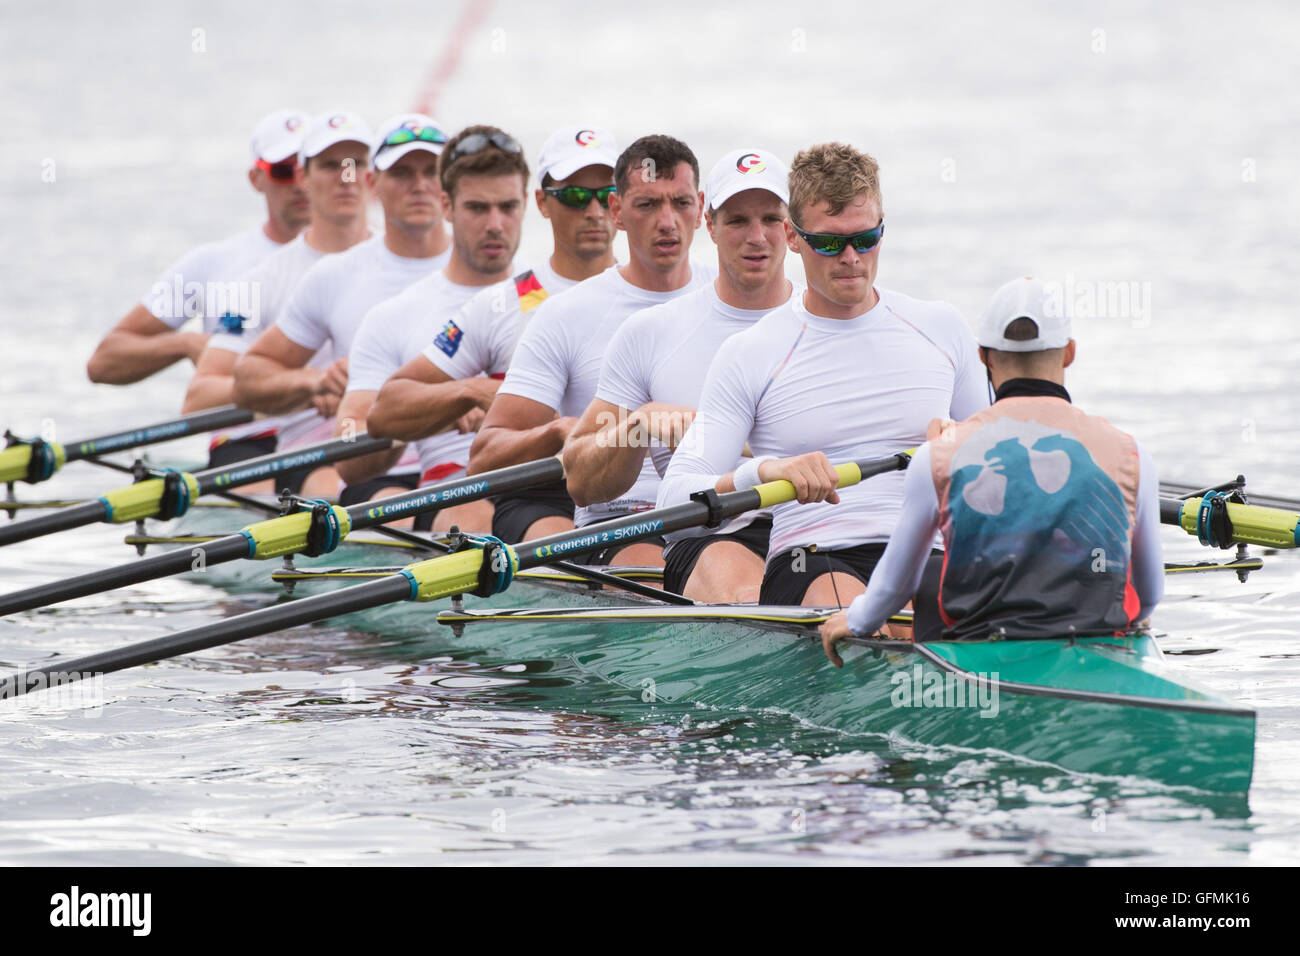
412,0,493,117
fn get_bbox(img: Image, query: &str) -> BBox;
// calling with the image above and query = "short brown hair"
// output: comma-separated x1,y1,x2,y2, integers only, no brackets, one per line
788,142,880,222
440,124,529,198
614,134,699,194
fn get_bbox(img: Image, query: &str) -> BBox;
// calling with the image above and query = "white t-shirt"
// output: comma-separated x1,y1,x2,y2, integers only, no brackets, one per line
349,269,500,479
204,235,336,447
658,287,989,559
141,226,281,332
277,234,450,358
498,263,715,525
423,260,576,381
598,281,797,542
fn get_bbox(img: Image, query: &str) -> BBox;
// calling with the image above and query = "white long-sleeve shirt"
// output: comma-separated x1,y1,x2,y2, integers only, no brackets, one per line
658,287,988,558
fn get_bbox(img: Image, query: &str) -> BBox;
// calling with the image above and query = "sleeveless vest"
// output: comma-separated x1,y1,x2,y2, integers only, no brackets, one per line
928,395,1141,640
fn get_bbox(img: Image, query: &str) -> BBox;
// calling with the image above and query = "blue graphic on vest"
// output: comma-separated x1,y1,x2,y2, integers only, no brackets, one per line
432,319,464,357
218,312,247,335
947,427,1129,573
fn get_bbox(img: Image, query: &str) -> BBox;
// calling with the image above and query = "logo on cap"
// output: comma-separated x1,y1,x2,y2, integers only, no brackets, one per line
328,115,352,129
575,130,599,147
736,153,766,174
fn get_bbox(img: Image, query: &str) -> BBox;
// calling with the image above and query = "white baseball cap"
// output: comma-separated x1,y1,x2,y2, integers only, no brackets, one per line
372,113,449,171
977,277,1073,352
250,109,309,163
704,148,790,212
536,126,619,184
300,111,374,161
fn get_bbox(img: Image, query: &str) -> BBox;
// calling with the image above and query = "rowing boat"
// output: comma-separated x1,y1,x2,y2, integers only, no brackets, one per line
109,491,1256,793
1,447,1271,793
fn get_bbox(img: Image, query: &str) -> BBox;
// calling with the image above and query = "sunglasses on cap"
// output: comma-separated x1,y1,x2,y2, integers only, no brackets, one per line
791,218,885,256
442,131,523,168
376,124,448,157
256,158,301,183
543,185,617,209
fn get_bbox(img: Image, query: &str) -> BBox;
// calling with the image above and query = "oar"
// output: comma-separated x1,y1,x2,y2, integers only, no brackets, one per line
1159,494,1299,549
0,406,255,485
0,434,391,548
0,456,563,614
0,453,913,699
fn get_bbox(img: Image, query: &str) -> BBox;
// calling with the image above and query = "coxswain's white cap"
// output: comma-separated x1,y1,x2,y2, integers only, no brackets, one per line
250,109,309,163
372,113,449,171
977,277,1073,352
704,148,790,212
300,111,374,162
536,126,619,184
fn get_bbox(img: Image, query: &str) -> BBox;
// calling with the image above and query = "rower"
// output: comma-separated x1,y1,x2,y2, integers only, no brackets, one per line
218,114,451,501
184,110,375,496
468,134,715,564
335,125,529,532
562,148,796,600
820,276,1165,663
658,142,987,608
86,108,310,386
367,124,620,541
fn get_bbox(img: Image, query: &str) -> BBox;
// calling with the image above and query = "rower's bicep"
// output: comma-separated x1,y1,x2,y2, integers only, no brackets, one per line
243,326,317,369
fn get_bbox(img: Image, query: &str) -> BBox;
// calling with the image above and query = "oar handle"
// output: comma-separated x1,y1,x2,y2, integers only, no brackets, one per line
1162,494,1300,549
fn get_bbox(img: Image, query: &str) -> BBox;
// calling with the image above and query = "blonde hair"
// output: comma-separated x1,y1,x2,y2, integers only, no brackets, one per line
788,142,880,222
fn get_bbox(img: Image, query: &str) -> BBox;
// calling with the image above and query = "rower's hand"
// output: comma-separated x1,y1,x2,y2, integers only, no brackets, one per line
310,359,349,418
819,611,854,668
759,452,841,504
455,407,486,434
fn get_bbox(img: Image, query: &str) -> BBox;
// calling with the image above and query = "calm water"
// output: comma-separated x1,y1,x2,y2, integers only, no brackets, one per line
1,0,1298,864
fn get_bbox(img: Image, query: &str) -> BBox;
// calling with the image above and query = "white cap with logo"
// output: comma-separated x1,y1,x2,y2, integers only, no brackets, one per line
704,148,790,212
372,113,449,171
300,111,375,162
250,109,309,164
976,277,1073,352
536,126,619,184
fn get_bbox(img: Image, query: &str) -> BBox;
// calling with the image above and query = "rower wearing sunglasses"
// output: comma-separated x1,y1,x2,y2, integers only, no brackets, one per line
659,142,987,619
368,125,619,541
87,108,310,388
562,148,797,601
207,114,451,504
339,125,529,533
466,134,715,565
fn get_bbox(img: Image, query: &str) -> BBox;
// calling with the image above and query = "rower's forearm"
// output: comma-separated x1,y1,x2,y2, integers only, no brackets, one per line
336,443,405,485
562,431,646,508
369,380,479,442
233,357,316,414
469,424,564,476
87,330,204,385
181,373,236,414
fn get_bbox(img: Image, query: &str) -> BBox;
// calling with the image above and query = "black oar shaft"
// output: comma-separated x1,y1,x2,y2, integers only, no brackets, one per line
0,575,415,699
0,535,252,615
345,456,563,529
64,406,255,463
0,435,391,547
0,455,561,614
0,501,108,547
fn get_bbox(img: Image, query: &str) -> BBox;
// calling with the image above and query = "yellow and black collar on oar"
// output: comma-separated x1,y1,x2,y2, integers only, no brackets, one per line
0,406,255,485
1161,492,1300,549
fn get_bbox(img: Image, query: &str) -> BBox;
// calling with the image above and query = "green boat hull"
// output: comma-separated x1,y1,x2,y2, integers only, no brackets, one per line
150,506,1255,792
